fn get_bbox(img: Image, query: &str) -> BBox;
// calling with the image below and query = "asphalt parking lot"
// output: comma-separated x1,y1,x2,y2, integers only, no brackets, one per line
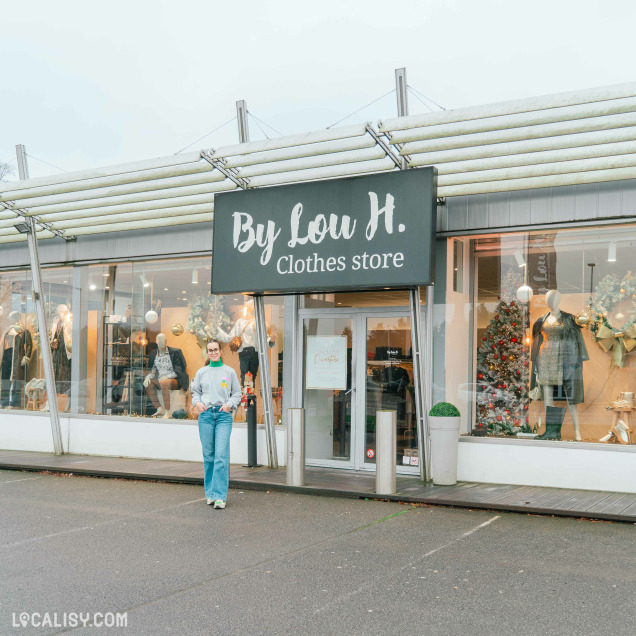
1,469,634,635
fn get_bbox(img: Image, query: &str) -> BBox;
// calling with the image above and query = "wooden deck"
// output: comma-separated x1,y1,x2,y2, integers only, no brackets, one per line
0,449,634,523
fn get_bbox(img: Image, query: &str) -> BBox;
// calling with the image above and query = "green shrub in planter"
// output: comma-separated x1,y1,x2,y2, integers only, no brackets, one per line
429,402,460,417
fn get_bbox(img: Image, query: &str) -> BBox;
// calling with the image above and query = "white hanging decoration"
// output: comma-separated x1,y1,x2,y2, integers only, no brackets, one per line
516,285,533,303
145,310,159,324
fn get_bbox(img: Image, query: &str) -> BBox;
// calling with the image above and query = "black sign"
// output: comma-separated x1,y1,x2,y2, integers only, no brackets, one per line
211,168,437,295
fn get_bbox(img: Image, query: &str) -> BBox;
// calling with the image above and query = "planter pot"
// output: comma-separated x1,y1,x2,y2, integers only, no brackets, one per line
429,416,460,485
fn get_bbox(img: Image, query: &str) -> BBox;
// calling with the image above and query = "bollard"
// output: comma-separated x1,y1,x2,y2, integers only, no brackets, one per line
286,408,305,486
375,410,397,495
243,395,261,468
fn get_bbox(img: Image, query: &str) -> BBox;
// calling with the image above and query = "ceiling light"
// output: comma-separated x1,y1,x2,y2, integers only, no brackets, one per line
89,282,97,291
608,242,617,262
13,222,30,234
514,249,526,268
164,287,169,291
182,290,187,294
102,272,109,277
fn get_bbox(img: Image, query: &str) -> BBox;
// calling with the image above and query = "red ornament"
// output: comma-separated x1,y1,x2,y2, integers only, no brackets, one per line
514,419,521,426
502,384,507,389
488,403,494,409
505,409,510,414
499,340,504,345
516,371,521,376
506,309,510,314
491,344,496,350
511,337,517,343
501,355,506,361
496,415,502,421
481,385,486,390
478,373,484,380
493,355,498,359
512,322,516,327
523,405,529,411
510,302,515,306
492,393,497,398
523,360,529,367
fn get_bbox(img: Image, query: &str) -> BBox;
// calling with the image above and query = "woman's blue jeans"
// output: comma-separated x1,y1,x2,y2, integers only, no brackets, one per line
198,406,233,501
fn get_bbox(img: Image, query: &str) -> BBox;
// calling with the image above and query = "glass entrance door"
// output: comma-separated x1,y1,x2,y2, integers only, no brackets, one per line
362,315,418,471
300,308,423,472
302,316,355,467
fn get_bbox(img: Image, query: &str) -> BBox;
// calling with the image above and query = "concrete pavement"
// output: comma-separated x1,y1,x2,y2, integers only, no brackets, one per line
1,470,634,635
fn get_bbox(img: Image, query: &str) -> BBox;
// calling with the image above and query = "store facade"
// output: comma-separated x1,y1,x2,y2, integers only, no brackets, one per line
1,82,636,493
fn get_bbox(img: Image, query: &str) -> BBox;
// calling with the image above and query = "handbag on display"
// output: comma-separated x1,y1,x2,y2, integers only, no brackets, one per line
229,322,248,353
529,385,542,401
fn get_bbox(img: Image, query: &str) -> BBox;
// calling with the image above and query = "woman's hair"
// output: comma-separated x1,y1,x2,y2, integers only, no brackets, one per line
206,339,222,351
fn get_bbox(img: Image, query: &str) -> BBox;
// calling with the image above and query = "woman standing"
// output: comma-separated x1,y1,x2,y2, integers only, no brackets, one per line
191,339,242,508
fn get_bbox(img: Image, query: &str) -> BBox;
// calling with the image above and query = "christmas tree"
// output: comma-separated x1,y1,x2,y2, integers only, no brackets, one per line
475,271,531,435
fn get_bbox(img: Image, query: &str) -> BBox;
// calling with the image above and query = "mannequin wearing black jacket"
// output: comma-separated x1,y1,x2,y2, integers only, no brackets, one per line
143,333,188,417
530,290,588,440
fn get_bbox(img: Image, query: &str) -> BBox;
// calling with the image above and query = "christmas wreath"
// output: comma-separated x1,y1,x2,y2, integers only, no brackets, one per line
589,272,636,367
186,294,233,348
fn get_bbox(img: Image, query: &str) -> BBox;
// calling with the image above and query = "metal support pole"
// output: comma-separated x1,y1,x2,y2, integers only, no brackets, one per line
375,410,396,495
424,285,435,480
15,145,64,455
410,287,430,481
286,408,305,486
236,100,249,144
243,394,260,468
395,67,409,170
254,294,278,468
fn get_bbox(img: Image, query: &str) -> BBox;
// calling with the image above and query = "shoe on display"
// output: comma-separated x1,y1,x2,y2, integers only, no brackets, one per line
213,500,226,509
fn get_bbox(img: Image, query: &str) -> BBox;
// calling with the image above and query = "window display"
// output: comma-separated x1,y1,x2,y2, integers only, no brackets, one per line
0,257,284,423
0,267,73,412
467,225,636,444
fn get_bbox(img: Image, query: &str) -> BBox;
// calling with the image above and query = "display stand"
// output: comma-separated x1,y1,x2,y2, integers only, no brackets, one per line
102,316,148,416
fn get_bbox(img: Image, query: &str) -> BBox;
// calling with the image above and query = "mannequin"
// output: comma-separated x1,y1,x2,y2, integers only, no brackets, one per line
530,290,588,441
143,333,188,418
0,311,33,408
50,304,73,398
216,301,276,385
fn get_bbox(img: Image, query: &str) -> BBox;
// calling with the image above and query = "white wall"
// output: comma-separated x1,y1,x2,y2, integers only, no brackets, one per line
0,413,286,466
1,413,634,494
458,438,636,494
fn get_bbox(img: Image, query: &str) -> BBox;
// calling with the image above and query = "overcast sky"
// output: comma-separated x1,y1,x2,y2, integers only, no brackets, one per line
2,0,635,180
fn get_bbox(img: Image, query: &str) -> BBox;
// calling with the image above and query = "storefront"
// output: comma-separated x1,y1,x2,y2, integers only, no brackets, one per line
1,81,636,493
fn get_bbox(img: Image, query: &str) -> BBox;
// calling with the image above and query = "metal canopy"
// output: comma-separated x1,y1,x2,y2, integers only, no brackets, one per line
2,81,636,246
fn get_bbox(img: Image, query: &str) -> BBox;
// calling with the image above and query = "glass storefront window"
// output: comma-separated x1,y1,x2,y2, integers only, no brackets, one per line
0,266,73,412
455,224,636,444
78,257,283,423
1,257,284,423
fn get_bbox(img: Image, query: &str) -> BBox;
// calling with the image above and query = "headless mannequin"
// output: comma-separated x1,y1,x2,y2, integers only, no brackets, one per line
0,311,31,408
41,304,72,412
217,303,276,385
541,290,582,441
